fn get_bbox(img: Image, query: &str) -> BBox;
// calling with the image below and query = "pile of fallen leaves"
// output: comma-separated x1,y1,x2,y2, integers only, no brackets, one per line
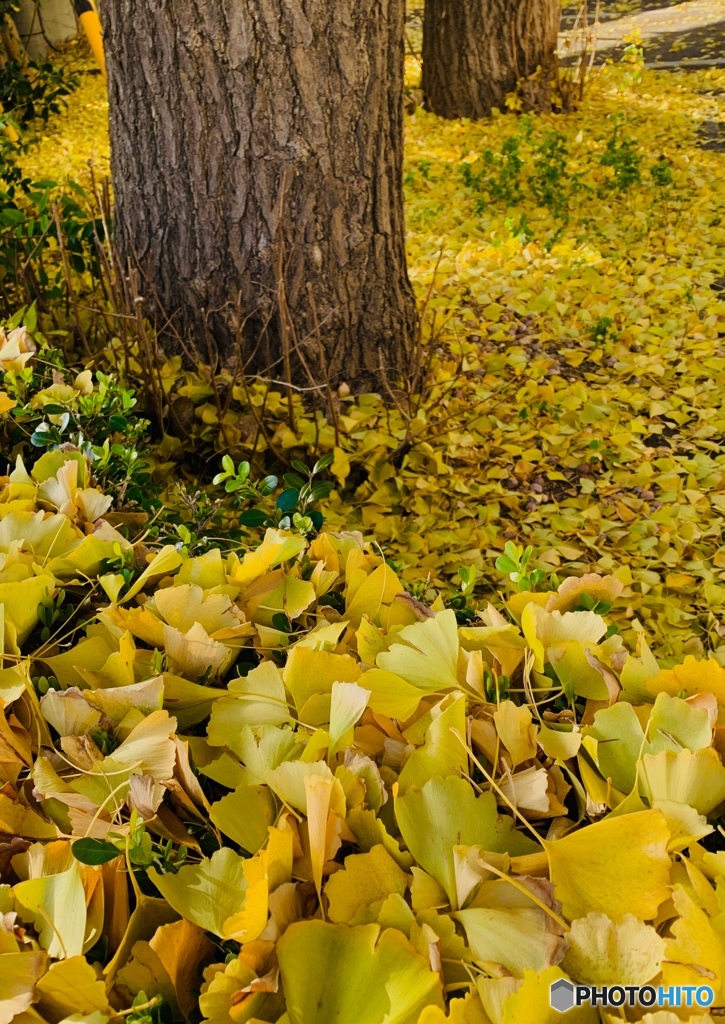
3,339,725,1023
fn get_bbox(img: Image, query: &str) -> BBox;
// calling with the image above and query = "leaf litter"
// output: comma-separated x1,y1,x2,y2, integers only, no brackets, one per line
6,45,725,1024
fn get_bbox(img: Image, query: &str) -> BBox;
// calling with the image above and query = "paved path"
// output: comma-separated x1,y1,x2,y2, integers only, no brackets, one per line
561,0,725,63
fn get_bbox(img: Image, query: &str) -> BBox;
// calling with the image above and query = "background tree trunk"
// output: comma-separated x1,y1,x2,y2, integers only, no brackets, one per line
422,0,560,120
98,0,417,391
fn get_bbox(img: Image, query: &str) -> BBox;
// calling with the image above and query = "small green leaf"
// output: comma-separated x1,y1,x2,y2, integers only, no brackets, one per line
239,508,268,526
277,488,299,512
23,301,37,331
311,481,334,501
313,453,334,474
260,475,279,495
504,541,521,562
272,612,292,633
71,838,120,865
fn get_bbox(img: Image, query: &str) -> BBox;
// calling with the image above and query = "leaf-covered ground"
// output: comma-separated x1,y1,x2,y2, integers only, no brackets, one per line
21,56,725,663
4,21,725,1024
2,341,725,1023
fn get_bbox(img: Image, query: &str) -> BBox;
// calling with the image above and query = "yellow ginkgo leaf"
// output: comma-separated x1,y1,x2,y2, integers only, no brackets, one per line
148,847,248,938
619,634,661,700
263,759,340,814
223,846,273,942
521,604,607,675
396,775,538,909
161,672,229,729
13,862,87,959
505,591,550,625
455,906,566,977
545,574,624,614
277,921,444,1024
228,528,306,587
34,955,114,1019
283,646,360,713
329,680,371,756
119,544,183,603
0,574,54,646
98,572,127,603
377,609,460,691
325,845,409,924
544,809,671,922
209,783,277,854
78,629,137,690
295,619,348,652
647,655,725,706
0,950,48,1023
105,709,177,785
0,661,30,707
39,688,101,737
348,807,414,872
583,701,648,795
76,487,113,524
0,390,16,416
538,722,582,761
398,693,468,793
411,867,449,912
198,952,282,1023
207,660,291,737
345,562,406,628
43,633,117,689
477,967,599,1024
228,724,302,785
84,677,164,723
649,691,714,754
417,990,487,1024
549,642,618,702
305,773,339,896
152,583,247,637
176,547,228,589
113,918,214,1020
358,667,424,720
562,912,665,986
651,799,712,851
640,748,725,817
0,790,59,840
0,325,35,372
663,885,725,997
494,701,538,768
163,621,235,681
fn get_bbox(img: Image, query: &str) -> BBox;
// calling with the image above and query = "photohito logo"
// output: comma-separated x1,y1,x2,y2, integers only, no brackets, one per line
549,980,715,1012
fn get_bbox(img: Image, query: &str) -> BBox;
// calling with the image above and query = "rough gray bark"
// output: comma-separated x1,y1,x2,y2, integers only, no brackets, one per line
422,0,560,120
98,0,417,390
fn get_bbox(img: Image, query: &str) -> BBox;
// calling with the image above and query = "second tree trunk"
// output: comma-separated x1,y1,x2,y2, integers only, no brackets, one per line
423,0,560,120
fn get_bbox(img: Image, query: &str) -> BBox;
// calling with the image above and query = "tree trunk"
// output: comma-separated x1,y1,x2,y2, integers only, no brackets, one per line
422,0,560,120
97,0,417,391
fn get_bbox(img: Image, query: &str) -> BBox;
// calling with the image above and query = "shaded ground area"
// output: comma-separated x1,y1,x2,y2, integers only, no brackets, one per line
561,0,725,67
644,17,725,63
560,0,683,27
